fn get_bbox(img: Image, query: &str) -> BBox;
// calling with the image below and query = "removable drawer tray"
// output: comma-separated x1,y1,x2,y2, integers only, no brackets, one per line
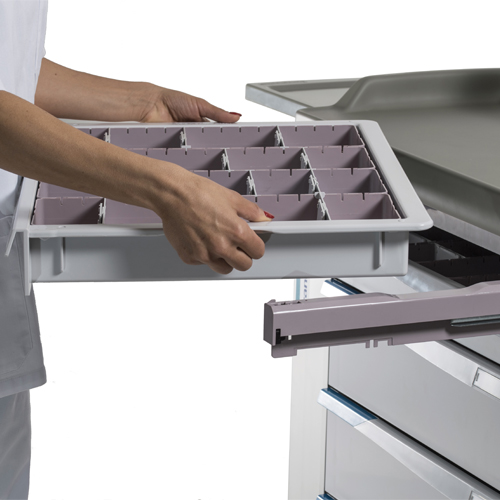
7,120,431,294
320,387,500,500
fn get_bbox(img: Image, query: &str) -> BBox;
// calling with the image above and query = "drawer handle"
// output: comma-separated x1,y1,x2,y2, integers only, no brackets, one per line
407,341,500,401
318,388,499,500
451,314,500,328
317,388,376,427
473,369,500,400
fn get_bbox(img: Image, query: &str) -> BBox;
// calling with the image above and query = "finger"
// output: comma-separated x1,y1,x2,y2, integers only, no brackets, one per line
220,246,255,272
236,223,266,260
197,99,242,123
236,196,273,222
208,257,234,275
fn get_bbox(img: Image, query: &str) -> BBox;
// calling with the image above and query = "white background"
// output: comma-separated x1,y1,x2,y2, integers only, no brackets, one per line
28,1,499,499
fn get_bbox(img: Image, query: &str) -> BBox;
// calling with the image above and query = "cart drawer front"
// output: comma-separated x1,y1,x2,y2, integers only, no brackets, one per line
320,388,500,500
328,342,500,490
454,336,500,366
325,411,448,500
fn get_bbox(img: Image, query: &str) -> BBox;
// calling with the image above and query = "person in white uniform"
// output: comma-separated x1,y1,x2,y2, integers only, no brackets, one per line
0,1,270,498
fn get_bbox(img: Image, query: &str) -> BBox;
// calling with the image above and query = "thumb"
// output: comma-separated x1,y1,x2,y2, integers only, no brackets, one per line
197,99,242,123
237,197,274,222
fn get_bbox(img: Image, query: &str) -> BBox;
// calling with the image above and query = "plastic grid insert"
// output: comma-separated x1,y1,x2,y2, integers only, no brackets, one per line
31,124,401,225
409,227,500,286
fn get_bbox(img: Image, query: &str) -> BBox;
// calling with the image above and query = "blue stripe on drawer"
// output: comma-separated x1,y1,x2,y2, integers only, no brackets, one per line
319,387,377,425
325,279,362,295
317,494,337,500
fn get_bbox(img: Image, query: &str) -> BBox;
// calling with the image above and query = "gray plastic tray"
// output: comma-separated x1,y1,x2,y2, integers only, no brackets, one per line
281,69,500,239
8,121,431,293
30,122,426,232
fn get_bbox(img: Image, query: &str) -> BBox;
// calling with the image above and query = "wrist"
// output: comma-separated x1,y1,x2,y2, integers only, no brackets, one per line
129,82,162,122
138,157,190,216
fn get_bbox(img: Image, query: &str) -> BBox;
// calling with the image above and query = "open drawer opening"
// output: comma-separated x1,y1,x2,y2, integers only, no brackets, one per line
410,227,500,286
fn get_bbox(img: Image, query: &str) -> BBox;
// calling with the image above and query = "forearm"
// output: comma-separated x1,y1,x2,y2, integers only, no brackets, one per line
34,58,158,122
1,91,268,274
0,90,182,211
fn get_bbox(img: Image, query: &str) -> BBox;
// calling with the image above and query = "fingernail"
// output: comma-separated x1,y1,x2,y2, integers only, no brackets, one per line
264,211,275,219
229,112,242,116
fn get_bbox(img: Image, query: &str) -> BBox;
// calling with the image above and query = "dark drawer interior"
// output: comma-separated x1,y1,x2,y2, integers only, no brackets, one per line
409,227,500,286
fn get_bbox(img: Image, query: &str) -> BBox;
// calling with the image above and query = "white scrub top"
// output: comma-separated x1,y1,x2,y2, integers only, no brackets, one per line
0,0,48,398
0,0,48,219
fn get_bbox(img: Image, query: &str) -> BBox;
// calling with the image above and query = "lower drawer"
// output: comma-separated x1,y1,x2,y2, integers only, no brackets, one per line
325,411,448,499
328,341,500,490
454,336,500,365
322,389,499,499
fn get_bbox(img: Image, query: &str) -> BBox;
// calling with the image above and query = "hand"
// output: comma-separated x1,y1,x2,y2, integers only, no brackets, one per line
139,86,242,124
153,166,271,274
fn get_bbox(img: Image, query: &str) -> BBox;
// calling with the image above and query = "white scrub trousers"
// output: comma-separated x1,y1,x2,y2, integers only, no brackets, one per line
0,391,30,500
0,215,47,499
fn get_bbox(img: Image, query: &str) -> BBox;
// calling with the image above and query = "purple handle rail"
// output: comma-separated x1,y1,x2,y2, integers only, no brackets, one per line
264,280,500,357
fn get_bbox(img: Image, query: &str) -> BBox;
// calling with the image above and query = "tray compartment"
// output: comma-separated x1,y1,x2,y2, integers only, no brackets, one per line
108,127,183,148
103,200,161,225
196,170,250,195
226,147,304,170
252,170,313,195
78,127,108,141
184,126,278,148
32,197,103,225
306,146,373,169
243,194,325,221
127,148,147,156
147,148,225,171
314,169,386,194
37,183,98,199
324,193,399,220
279,125,363,147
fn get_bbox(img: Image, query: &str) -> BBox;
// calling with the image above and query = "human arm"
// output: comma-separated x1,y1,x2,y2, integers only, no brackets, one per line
34,58,241,124
0,91,268,274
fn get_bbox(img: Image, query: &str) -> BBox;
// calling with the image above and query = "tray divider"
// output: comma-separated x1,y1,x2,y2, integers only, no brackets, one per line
350,126,365,146
301,149,331,220
300,147,312,169
275,126,286,148
247,171,257,196
180,127,188,148
98,200,105,224
317,196,330,220
222,148,231,171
